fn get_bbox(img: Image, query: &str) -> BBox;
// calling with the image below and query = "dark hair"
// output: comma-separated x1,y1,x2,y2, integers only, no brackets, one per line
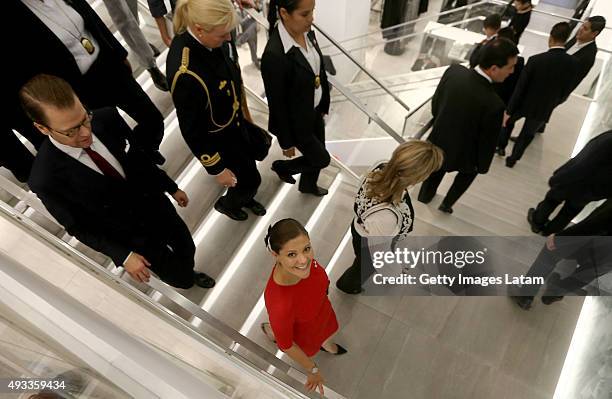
483,14,501,31
550,22,571,43
478,38,519,69
267,0,302,30
264,218,308,253
497,27,517,44
19,74,76,125
588,16,606,35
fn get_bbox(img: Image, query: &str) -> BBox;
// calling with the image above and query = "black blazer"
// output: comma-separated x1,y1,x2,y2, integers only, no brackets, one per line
565,37,598,90
428,64,505,174
261,28,330,150
548,130,612,202
7,0,128,110
494,55,525,105
167,33,252,175
28,108,178,266
507,48,578,121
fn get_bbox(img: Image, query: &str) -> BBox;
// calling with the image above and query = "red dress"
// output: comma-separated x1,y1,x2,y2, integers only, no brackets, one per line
264,259,339,357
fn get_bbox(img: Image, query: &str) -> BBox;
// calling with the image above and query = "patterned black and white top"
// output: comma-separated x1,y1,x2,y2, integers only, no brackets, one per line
354,162,414,239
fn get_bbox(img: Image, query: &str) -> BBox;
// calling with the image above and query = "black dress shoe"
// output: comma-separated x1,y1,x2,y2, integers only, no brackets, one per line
438,203,453,214
148,67,169,92
527,208,543,234
194,272,215,288
509,136,518,143
149,42,161,57
417,194,434,204
320,344,348,355
510,295,533,310
299,186,328,196
541,295,564,305
496,147,506,156
214,199,248,221
505,157,516,168
335,280,363,295
271,161,296,184
150,150,166,165
245,199,266,216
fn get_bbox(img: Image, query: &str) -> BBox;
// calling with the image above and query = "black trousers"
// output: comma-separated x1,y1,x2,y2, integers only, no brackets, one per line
336,223,377,292
418,169,478,207
80,51,164,152
136,203,196,289
533,189,589,235
218,143,262,211
277,112,330,191
502,116,545,162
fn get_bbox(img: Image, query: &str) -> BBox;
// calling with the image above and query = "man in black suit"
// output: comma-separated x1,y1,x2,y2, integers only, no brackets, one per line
20,74,215,290
417,39,519,214
527,130,612,236
468,14,502,68
565,16,606,92
500,22,578,167
3,0,165,183
512,199,612,310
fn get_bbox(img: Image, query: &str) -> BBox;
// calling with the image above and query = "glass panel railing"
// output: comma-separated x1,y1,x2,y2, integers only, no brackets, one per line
0,199,320,399
0,313,129,398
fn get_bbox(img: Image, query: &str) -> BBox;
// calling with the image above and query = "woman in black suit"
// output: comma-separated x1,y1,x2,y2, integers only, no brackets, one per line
261,0,331,196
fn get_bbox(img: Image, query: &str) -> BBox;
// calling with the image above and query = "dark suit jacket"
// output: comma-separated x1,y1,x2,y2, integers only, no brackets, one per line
548,130,612,202
507,48,577,121
7,0,127,112
494,56,525,105
565,37,598,90
28,108,178,266
168,33,253,175
428,64,505,174
261,29,330,150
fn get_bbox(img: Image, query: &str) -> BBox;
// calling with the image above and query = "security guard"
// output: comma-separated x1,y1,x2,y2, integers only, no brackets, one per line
167,0,265,221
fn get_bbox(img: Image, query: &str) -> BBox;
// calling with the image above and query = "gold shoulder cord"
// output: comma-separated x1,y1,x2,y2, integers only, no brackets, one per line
170,47,240,133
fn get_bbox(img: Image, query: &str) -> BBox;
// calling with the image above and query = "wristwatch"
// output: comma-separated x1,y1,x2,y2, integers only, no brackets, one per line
309,363,319,374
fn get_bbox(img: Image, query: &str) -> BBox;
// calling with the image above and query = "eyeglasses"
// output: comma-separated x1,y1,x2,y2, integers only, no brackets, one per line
44,110,93,138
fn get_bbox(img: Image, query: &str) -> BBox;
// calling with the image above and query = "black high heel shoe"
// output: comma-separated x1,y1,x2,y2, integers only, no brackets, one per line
320,344,348,355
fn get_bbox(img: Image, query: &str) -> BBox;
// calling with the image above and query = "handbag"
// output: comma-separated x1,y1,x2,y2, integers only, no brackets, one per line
241,119,272,161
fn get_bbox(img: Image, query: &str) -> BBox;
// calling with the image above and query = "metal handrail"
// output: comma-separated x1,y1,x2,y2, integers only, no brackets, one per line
402,94,434,138
244,8,411,115
0,200,318,399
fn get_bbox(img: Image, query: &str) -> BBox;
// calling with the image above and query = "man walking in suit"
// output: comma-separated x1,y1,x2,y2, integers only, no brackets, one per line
500,22,577,168
565,16,606,92
468,14,501,68
20,74,215,290
527,130,612,236
3,0,166,184
417,39,519,214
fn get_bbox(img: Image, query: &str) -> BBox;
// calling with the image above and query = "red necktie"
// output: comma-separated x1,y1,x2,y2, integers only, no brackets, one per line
84,147,124,180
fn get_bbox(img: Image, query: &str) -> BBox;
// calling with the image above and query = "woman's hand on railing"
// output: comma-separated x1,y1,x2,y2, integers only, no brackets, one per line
306,369,325,395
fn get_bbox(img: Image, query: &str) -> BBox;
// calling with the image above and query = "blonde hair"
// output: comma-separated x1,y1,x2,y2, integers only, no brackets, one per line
366,140,444,204
174,0,238,35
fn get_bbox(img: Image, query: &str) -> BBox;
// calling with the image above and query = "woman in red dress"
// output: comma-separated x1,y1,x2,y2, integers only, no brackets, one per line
262,218,346,394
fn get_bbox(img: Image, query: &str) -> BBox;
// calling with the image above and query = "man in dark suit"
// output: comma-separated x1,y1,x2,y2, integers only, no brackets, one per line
20,74,215,290
565,16,606,92
500,22,578,167
468,14,502,68
512,199,612,310
3,0,165,183
417,39,519,214
527,130,612,236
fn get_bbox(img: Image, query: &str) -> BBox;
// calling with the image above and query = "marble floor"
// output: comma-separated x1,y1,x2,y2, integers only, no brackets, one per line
0,1,609,398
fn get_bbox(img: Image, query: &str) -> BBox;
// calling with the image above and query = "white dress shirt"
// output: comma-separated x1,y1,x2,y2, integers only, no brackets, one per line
278,21,322,108
50,133,126,179
22,0,99,74
567,40,595,55
474,65,493,83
